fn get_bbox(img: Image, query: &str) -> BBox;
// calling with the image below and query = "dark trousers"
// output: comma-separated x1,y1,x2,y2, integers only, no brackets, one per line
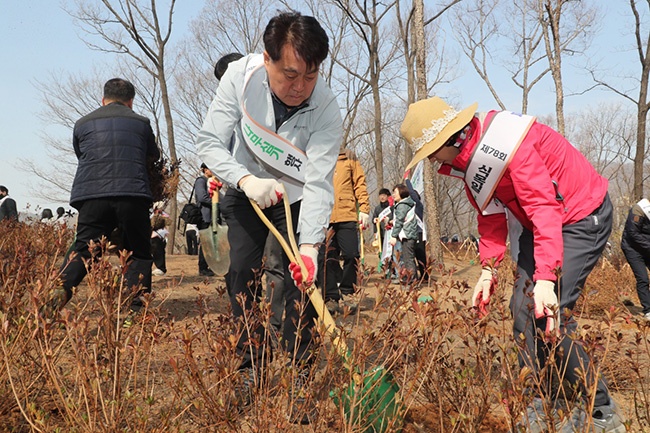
220,189,316,370
399,238,418,282
318,221,360,302
415,237,427,279
186,230,198,255
198,244,209,272
151,236,167,272
622,241,650,314
59,197,153,299
510,193,612,407
263,233,285,331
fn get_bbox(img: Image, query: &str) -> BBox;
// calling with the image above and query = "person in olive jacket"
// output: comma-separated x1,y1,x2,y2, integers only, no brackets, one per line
621,198,650,321
52,78,159,313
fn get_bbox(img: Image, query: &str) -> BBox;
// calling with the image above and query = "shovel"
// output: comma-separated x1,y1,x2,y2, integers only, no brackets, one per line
250,189,403,433
373,220,383,273
198,187,230,276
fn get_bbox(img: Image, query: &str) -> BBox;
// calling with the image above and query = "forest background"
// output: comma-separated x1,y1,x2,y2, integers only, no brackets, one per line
2,0,649,258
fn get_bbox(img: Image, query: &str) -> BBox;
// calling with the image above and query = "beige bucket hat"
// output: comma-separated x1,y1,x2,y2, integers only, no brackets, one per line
401,97,478,170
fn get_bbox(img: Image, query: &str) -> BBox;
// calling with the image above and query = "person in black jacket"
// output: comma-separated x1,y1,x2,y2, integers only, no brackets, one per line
621,199,650,321
194,163,215,276
0,186,18,222
52,78,159,314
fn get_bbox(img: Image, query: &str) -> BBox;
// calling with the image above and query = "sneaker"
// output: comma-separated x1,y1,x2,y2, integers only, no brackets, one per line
234,368,256,408
325,299,341,316
152,268,165,276
591,400,626,433
644,312,650,321
512,397,559,433
558,399,626,433
341,295,358,314
199,269,215,277
288,370,316,424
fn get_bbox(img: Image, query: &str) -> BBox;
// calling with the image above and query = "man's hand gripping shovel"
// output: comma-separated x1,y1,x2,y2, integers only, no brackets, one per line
249,184,404,433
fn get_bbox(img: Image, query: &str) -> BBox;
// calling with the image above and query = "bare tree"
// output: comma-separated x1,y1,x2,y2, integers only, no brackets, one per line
503,0,551,114
20,71,110,203
397,0,462,265
327,0,400,189
68,0,182,252
538,0,599,135
589,0,650,199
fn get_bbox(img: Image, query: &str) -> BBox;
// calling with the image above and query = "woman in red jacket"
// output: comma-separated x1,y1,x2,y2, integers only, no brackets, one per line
400,97,624,433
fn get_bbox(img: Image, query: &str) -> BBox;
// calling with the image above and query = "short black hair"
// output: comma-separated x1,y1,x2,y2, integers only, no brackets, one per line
0,185,7,194
57,207,65,216
104,78,136,103
378,188,391,196
263,11,329,71
214,52,244,80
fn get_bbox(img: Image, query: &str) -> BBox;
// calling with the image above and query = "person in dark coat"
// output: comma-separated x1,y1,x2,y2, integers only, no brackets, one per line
194,163,215,276
52,78,159,314
372,188,391,246
621,198,650,321
0,186,18,222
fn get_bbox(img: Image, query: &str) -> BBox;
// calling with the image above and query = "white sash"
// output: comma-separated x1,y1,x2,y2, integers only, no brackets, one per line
448,166,505,216
638,198,650,220
381,227,393,263
241,55,307,185
465,111,535,215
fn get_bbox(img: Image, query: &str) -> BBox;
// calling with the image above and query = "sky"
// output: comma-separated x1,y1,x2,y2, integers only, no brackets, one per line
0,1,642,215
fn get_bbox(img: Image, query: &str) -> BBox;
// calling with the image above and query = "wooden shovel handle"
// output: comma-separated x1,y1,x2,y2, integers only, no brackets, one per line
248,185,350,360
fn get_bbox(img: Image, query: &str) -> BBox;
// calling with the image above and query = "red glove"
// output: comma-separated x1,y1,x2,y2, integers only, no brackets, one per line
208,178,223,197
289,245,318,287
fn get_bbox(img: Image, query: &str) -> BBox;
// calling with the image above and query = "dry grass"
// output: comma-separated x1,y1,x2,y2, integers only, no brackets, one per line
0,221,649,432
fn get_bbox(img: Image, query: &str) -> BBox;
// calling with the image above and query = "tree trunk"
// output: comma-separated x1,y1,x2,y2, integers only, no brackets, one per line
414,0,443,266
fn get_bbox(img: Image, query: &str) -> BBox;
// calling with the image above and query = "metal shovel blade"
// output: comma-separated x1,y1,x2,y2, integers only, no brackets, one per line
199,193,230,276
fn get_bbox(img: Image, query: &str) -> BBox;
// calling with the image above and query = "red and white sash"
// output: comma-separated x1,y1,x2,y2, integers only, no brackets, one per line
465,111,535,215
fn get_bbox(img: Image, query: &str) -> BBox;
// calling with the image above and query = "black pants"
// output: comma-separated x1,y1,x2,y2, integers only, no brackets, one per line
622,240,650,314
198,244,210,272
220,189,316,369
263,233,285,331
415,237,427,279
399,238,418,282
59,197,153,300
186,230,198,255
151,236,167,272
510,193,612,406
318,221,360,302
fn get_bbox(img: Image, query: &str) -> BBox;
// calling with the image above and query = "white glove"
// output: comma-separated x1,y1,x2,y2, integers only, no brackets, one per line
472,268,495,309
289,244,319,287
533,279,559,334
358,212,370,230
240,175,283,209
